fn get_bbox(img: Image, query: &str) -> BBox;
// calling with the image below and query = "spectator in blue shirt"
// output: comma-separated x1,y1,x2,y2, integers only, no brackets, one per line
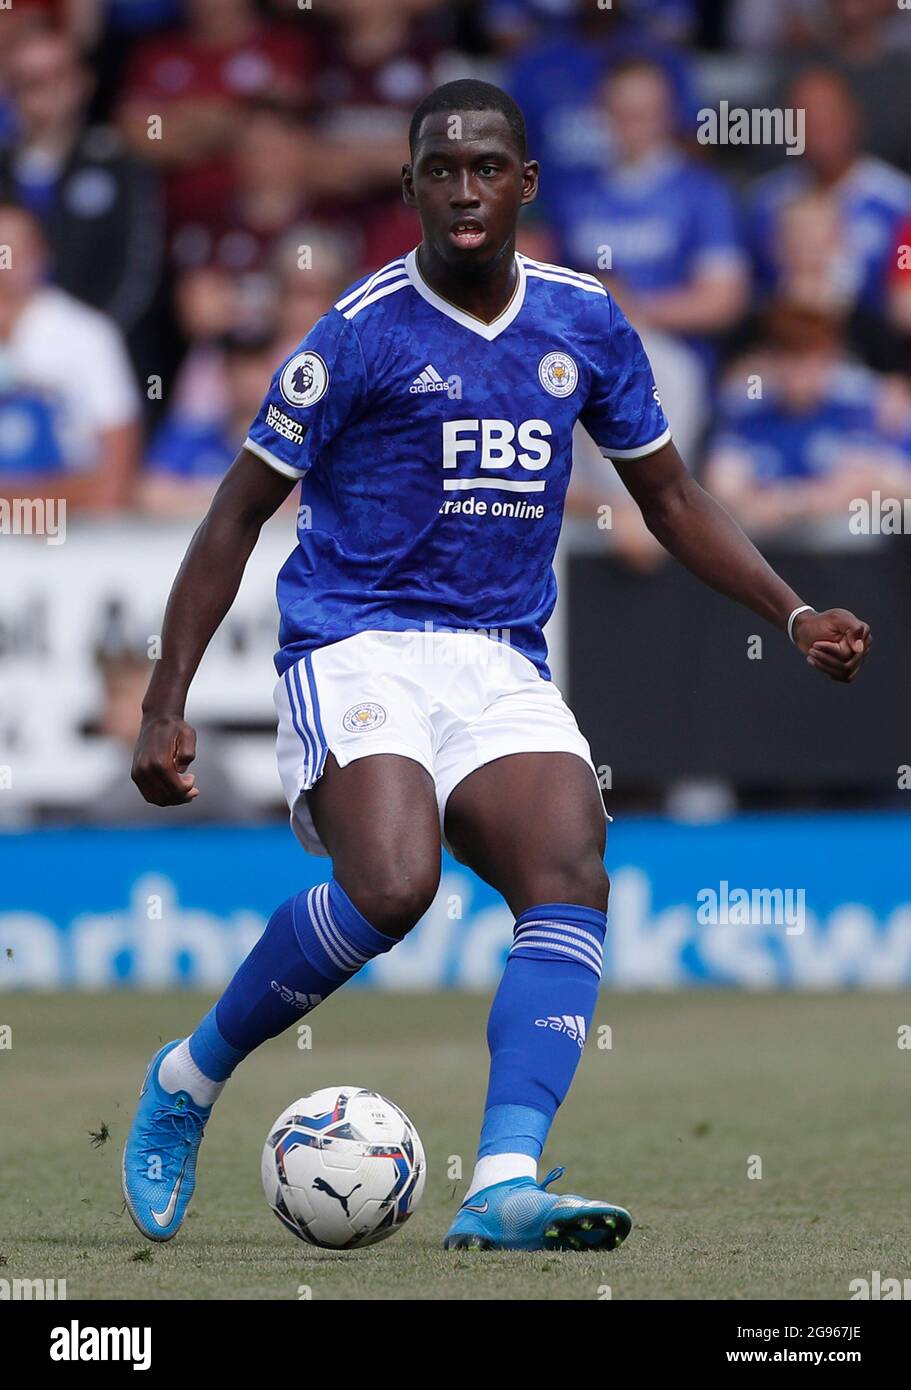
748,68,911,315
704,304,911,537
552,58,749,372
503,0,700,217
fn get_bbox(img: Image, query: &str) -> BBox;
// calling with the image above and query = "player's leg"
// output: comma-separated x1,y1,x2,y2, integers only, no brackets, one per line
445,749,608,915
122,752,440,1241
441,751,629,1251
446,750,607,1175
176,751,441,1084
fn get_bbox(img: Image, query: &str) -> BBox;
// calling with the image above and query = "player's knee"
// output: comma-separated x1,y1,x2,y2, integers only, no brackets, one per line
519,858,609,915
562,860,609,914
346,868,440,939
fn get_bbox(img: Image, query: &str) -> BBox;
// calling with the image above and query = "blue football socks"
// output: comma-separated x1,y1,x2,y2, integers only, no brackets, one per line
180,881,397,1090
466,903,606,1195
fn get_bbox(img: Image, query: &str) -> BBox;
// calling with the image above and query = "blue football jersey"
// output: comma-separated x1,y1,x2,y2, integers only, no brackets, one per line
245,249,671,679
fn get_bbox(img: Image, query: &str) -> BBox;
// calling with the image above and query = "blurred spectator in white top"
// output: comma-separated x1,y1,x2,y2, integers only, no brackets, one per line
0,202,140,510
704,304,911,539
0,24,165,390
553,59,748,375
748,69,911,319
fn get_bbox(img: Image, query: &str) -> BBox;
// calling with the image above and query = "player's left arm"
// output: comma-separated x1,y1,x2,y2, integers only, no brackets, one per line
613,440,872,682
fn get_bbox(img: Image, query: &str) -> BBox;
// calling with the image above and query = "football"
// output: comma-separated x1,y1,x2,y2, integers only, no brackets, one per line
261,1086,426,1249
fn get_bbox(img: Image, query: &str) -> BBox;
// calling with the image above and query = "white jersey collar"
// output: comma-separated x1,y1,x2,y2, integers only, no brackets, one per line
405,246,526,341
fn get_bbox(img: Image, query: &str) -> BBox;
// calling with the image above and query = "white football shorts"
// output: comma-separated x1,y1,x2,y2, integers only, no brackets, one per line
274,628,602,856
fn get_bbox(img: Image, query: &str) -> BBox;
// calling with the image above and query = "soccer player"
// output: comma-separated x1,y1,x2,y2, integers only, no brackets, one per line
122,80,872,1252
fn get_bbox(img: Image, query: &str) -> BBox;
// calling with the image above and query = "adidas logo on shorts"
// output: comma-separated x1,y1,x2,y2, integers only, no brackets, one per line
409,364,448,393
534,1014,587,1048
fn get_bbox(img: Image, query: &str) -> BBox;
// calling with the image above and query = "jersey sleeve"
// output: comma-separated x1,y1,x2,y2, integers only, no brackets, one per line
244,310,367,480
579,297,672,462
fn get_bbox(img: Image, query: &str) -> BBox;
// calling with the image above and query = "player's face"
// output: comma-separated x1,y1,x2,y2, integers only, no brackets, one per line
403,110,538,269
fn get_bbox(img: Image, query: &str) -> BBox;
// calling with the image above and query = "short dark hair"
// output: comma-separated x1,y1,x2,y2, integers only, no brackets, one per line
604,56,670,89
761,302,842,355
409,79,527,160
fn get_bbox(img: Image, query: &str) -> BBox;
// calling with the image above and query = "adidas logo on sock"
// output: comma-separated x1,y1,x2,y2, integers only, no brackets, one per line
409,364,448,393
271,980,322,1012
534,1014,587,1048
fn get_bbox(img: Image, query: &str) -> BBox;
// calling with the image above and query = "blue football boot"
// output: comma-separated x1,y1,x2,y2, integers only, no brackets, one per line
444,1166,632,1252
121,1041,211,1242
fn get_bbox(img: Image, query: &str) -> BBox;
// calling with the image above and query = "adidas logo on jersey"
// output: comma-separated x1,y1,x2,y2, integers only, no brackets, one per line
410,364,448,394
534,1014,587,1047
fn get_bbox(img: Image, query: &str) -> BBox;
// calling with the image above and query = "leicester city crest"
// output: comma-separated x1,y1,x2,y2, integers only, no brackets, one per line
538,351,578,398
342,702,387,733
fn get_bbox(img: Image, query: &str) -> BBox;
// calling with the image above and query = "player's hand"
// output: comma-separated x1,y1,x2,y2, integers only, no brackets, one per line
131,715,200,805
791,608,872,683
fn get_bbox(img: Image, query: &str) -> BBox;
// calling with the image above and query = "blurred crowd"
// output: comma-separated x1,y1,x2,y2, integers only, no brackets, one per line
1,0,911,555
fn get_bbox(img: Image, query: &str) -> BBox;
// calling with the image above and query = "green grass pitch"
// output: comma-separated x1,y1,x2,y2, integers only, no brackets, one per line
1,990,909,1300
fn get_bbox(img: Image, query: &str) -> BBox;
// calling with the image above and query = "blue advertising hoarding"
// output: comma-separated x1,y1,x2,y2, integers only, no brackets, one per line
1,812,909,990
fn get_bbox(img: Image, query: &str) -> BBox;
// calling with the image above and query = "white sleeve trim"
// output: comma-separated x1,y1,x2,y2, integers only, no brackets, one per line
598,426,672,461
243,436,306,480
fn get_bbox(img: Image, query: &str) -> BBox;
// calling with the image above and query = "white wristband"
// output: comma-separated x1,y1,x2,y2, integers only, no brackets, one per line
787,605,815,644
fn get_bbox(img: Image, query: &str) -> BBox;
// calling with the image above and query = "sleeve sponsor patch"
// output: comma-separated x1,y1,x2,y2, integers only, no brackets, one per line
266,403,307,447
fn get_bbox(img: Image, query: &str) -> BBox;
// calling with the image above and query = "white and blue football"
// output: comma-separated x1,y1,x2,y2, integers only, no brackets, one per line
262,1086,426,1249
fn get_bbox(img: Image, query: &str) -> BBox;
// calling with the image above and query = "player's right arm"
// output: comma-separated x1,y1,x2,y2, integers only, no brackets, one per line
132,448,296,805
133,306,367,806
